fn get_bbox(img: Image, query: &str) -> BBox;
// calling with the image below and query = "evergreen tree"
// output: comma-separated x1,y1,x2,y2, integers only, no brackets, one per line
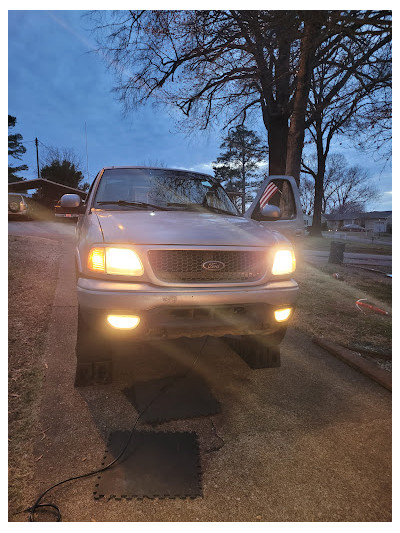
8,115,28,182
212,125,267,213
41,159,84,189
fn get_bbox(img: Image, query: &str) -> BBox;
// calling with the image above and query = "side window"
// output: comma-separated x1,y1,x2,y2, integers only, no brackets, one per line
254,179,296,220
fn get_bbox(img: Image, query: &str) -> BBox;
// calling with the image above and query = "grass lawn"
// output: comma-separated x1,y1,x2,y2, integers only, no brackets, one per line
301,235,392,255
292,261,392,355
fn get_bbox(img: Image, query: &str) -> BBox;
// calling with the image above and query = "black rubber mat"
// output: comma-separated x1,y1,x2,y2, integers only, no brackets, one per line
123,374,221,424
94,430,201,499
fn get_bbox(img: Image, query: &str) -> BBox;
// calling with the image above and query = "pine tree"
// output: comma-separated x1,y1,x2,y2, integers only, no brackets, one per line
41,159,84,189
8,115,28,182
212,125,267,213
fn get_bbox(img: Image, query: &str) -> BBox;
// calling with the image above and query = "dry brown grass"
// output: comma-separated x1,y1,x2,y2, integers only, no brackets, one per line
292,261,392,354
8,235,61,518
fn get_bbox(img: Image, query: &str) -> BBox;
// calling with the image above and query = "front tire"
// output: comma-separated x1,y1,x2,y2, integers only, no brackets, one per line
75,308,113,386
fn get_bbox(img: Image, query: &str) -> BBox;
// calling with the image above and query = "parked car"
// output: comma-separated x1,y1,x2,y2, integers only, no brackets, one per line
340,224,366,232
60,167,303,386
54,199,79,220
8,193,29,218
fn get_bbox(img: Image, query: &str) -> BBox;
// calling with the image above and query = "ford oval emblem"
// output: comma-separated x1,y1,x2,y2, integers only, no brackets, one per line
202,260,225,271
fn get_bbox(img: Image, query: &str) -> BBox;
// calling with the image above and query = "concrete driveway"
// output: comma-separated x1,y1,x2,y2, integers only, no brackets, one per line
10,221,391,522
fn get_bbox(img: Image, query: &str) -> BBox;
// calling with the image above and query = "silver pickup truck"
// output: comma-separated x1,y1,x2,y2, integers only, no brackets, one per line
60,167,304,385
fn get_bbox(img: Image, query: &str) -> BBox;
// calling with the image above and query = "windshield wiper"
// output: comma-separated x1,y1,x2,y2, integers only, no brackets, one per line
167,202,201,209
96,200,168,211
167,202,236,216
202,205,237,215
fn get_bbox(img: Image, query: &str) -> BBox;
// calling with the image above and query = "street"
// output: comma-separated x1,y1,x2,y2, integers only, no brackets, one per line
9,221,391,522
322,231,391,246
303,249,392,267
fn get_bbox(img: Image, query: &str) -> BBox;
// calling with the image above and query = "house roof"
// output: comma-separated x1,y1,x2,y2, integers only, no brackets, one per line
325,210,391,221
360,211,392,220
8,178,87,198
324,212,361,221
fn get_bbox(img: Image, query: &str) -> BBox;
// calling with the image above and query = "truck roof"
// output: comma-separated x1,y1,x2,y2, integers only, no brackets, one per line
101,166,214,179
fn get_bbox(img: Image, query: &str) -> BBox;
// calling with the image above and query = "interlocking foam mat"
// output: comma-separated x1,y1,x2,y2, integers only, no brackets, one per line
123,374,221,424
94,430,202,500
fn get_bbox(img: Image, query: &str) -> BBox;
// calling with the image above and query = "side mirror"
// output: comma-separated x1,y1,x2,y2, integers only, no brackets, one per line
60,194,81,208
260,204,281,220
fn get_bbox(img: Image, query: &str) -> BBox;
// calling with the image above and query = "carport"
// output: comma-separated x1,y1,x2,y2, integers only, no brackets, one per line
8,178,87,211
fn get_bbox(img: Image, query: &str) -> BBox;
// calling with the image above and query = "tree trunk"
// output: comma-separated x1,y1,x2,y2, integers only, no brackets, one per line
267,115,288,175
286,15,322,186
241,152,246,214
310,173,324,236
310,128,326,237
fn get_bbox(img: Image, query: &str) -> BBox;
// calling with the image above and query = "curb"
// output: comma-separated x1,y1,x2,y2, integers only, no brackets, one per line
312,337,392,392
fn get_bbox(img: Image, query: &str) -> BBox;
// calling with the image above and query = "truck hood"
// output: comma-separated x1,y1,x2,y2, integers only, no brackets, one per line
94,210,283,247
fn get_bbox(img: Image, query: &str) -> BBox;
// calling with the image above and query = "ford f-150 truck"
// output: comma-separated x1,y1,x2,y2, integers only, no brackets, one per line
60,167,303,385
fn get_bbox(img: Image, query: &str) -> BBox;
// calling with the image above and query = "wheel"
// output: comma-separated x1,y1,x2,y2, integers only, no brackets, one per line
9,202,20,213
226,328,287,369
75,307,113,386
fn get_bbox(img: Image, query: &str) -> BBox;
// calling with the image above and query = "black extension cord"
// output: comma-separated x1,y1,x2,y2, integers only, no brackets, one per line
19,337,208,522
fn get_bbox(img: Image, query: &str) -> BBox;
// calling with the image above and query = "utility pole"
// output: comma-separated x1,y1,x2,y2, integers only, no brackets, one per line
35,137,40,178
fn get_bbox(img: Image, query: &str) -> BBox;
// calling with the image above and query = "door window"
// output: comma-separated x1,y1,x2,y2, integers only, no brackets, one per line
253,178,297,220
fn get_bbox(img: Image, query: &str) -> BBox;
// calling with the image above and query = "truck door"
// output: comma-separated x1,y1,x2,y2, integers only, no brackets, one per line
244,175,304,242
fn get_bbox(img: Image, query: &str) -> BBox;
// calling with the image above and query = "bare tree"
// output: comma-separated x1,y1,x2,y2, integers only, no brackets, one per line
88,10,391,186
299,174,315,215
42,146,82,170
139,158,168,168
41,146,89,190
300,27,391,236
347,88,392,163
302,154,381,214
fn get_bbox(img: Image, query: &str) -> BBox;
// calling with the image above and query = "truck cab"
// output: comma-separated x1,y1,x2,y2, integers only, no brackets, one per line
60,167,302,385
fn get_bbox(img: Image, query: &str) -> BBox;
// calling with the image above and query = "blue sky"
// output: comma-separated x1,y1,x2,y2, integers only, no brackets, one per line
8,10,392,210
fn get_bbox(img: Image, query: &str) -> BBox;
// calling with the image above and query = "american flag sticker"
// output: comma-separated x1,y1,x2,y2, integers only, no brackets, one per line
259,182,279,208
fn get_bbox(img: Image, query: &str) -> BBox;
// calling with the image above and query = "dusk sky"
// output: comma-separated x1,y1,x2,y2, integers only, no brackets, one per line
8,9,392,210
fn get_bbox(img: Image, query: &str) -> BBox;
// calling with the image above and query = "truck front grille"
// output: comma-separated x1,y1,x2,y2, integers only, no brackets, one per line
148,250,265,283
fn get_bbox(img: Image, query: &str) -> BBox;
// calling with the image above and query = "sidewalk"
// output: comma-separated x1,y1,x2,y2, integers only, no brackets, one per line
321,232,392,246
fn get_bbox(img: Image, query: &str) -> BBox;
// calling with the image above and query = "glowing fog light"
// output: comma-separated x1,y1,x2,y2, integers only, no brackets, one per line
274,308,292,322
107,315,140,329
272,249,296,275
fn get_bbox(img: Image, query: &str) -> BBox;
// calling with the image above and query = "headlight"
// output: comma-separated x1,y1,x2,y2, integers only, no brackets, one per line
88,247,144,276
272,249,296,276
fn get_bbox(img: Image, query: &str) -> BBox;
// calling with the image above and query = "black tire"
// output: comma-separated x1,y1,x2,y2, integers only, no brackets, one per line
226,328,287,369
75,308,113,386
9,202,20,213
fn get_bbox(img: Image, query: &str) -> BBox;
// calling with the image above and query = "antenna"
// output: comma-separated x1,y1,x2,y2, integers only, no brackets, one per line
85,122,89,182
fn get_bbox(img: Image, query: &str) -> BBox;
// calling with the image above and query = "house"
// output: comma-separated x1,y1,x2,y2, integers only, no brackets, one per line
303,213,327,229
324,210,392,233
360,211,392,233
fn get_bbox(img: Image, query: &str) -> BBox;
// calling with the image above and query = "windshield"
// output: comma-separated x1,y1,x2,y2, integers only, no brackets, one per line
8,194,24,202
93,168,239,216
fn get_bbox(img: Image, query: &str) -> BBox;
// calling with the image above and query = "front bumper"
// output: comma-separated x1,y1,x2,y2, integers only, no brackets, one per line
77,277,298,339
